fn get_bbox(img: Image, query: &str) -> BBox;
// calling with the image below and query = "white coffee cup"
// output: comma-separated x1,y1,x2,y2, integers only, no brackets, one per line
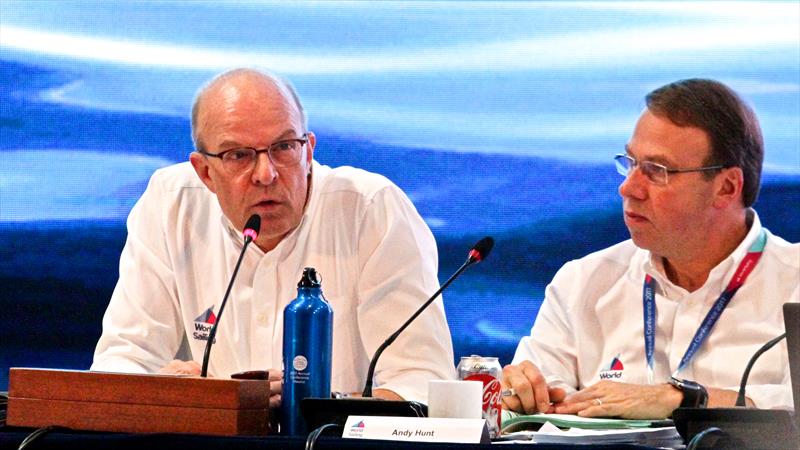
427,379,483,419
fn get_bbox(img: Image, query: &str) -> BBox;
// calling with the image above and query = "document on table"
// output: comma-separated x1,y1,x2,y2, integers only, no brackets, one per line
498,411,683,447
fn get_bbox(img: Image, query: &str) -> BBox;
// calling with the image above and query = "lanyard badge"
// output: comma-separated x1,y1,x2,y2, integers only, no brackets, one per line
642,229,767,384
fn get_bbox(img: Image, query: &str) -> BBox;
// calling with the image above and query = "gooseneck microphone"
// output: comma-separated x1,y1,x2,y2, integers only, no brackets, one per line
361,236,494,397
735,332,786,406
200,214,261,378
673,330,795,449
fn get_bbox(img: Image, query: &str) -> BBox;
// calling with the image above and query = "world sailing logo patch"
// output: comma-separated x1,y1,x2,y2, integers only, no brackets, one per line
598,354,624,380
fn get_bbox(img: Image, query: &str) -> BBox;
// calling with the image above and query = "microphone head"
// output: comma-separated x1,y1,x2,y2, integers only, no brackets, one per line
468,236,494,262
243,214,261,242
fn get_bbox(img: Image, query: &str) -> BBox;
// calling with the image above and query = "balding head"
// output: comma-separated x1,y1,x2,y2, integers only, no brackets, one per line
191,68,307,152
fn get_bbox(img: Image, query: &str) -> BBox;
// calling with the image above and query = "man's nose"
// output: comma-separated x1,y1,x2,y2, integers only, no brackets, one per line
618,167,648,200
251,152,277,185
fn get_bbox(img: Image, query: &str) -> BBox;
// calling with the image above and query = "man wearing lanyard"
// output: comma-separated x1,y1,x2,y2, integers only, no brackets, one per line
502,78,799,419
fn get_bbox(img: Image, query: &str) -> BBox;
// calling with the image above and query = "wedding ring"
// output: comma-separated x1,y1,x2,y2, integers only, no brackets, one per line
501,388,516,397
593,398,603,406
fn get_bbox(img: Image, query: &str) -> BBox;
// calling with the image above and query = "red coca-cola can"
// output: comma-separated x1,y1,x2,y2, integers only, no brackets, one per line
457,355,502,438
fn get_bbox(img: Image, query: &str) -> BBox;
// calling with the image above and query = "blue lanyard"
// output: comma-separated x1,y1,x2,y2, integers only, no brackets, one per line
642,229,767,383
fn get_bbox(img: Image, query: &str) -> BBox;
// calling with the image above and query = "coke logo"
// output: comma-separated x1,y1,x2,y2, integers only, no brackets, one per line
464,374,501,406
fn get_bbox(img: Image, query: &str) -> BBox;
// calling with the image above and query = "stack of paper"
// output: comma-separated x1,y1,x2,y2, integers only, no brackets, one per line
499,411,683,448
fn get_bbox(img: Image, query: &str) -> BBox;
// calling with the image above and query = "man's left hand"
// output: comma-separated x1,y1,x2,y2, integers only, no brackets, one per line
553,380,681,419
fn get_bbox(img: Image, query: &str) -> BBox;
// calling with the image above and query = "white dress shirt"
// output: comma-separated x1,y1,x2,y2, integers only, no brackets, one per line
513,211,799,409
92,161,456,402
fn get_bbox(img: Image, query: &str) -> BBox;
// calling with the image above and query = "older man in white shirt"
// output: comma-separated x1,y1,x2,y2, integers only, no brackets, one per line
91,68,456,405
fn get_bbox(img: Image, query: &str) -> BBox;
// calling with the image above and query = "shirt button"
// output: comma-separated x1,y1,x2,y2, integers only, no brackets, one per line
256,313,267,324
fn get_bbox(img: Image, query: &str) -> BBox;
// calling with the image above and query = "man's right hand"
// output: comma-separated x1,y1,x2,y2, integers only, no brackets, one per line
501,360,566,414
158,359,201,376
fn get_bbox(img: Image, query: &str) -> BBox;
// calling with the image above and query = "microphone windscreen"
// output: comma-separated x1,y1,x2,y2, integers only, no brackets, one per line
472,236,494,260
243,214,261,238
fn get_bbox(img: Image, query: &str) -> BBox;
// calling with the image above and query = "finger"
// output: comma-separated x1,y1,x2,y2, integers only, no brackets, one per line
184,361,201,375
548,387,568,404
554,399,595,415
501,390,523,413
503,364,535,414
269,379,283,396
269,394,281,410
158,359,181,374
540,387,567,413
520,361,550,414
577,403,612,418
500,366,522,412
267,368,283,382
560,384,597,405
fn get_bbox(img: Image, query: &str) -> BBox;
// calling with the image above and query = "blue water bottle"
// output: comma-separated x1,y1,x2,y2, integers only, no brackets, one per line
280,267,333,435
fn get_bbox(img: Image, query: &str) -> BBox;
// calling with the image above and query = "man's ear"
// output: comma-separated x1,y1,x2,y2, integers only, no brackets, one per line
189,152,218,194
712,166,744,209
304,132,316,173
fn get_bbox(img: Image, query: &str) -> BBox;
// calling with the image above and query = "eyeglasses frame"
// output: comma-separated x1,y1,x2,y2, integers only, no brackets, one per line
198,134,309,173
614,153,727,186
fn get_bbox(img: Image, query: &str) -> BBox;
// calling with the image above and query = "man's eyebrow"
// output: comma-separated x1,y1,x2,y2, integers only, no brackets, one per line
215,130,300,150
273,129,301,140
217,140,244,150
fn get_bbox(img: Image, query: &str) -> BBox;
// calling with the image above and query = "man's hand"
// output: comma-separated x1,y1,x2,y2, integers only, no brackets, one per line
554,380,681,419
158,359,201,376
373,388,404,401
266,369,283,410
501,360,567,414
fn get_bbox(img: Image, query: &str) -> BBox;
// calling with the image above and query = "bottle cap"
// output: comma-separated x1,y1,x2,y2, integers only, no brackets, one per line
298,267,321,288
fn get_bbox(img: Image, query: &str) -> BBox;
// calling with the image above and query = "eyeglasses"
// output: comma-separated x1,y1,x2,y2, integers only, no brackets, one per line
614,153,726,186
199,134,308,174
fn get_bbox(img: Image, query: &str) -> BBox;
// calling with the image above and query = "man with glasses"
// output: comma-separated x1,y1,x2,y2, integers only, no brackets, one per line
91,68,456,405
502,79,798,419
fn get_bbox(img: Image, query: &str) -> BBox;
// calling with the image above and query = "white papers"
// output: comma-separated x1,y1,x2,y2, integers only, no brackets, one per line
497,421,683,447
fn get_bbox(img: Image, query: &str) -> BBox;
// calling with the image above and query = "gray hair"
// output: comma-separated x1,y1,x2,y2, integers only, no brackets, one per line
190,68,308,152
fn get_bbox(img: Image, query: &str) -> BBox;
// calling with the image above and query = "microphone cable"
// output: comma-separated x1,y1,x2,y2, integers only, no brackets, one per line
304,423,342,450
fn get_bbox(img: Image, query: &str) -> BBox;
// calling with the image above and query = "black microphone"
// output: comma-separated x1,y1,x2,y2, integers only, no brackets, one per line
200,214,261,378
735,333,786,406
300,237,494,432
361,236,494,397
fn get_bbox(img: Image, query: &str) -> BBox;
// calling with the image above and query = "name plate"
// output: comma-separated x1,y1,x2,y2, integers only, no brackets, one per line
342,416,489,444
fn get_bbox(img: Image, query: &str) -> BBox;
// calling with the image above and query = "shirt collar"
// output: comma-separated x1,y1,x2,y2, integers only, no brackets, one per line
641,209,762,297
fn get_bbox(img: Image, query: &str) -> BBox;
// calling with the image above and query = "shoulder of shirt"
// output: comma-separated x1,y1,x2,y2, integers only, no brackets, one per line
315,164,400,200
763,227,800,269
147,161,208,193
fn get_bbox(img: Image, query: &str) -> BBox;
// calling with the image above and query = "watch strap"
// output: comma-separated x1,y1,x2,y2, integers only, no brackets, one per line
669,376,708,408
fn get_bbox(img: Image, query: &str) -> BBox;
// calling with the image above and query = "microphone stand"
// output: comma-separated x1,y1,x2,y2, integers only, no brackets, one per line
362,255,477,397
200,215,260,378
673,333,795,449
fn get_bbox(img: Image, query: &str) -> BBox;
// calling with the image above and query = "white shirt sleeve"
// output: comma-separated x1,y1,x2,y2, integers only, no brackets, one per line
512,260,580,394
90,172,184,373
354,185,457,402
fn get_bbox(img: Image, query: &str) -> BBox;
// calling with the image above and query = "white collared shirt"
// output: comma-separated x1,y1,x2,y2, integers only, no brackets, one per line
91,161,456,402
513,212,799,409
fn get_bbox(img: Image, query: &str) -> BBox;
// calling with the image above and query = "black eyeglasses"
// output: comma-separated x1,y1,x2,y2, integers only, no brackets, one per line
614,153,726,186
199,134,308,174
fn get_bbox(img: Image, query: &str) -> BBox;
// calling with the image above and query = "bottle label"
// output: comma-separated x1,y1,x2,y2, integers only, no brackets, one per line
293,355,308,371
